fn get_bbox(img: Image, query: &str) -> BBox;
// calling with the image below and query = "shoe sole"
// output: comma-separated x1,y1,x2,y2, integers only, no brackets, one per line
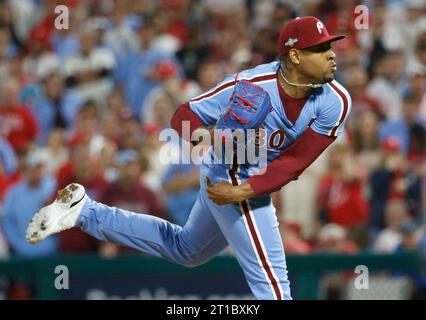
26,184,86,244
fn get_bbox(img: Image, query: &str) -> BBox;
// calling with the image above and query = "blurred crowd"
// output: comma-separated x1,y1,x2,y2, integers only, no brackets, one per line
0,0,425,273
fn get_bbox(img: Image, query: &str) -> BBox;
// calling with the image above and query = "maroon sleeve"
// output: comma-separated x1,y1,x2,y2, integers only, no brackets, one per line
170,102,206,141
247,127,335,196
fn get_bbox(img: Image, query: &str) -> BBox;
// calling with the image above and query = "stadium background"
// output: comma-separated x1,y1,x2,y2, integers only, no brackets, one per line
0,0,425,300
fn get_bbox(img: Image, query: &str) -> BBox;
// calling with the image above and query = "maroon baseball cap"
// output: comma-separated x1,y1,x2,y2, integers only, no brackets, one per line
278,16,346,55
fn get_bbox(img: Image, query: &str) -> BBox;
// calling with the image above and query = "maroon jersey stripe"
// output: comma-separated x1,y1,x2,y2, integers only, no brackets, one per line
191,74,276,102
329,81,349,137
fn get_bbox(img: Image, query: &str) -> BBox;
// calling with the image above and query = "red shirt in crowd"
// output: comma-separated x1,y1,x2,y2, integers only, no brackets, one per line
318,175,370,226
0,106,39,151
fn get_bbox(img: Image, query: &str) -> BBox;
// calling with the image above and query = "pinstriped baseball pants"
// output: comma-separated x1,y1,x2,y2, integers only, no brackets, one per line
77,169,292,300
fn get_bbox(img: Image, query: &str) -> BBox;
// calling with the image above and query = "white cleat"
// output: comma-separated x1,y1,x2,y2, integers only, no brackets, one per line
26,183,88,244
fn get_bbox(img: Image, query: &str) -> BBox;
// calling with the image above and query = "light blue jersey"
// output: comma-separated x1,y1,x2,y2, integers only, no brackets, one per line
189,61,351,181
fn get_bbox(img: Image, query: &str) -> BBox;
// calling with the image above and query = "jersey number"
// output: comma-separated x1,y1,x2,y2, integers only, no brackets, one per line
269,129,285,148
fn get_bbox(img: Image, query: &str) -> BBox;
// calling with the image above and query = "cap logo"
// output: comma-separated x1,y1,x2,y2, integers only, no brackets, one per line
316,21,324,34
285,37,298,47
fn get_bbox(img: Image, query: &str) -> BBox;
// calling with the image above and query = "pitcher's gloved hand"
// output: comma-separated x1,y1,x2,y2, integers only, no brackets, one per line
215,80,273,131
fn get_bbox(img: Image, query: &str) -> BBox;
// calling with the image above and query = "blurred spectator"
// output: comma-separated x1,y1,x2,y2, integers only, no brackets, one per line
56,142,107,199
313,224,359,300
344,65,385,133
117,110,143,150
176,25,210,80
86,0,115,17
279,222,312,255
49,15,80,61
99,93,132,149
23,6,61,80
99,113,121,148
141,59,200,125
1,0,39,50
324,0,359,53
280,147,329,239
405,71,426,104
99,149,166,257
63,20,116,105
250,2,293,66
142,88,179,128
139,122,179,192
374,0,410,52
103,0,140,55
369,137,423,232
250,1,297,66
97,139,118,183
25,0,57,52
251,26,280,66
162,147,199,226
150,2,189,55
105,89,130,117
101,149,165,216
0,78,38,151
204,0,250,64
372,199,409,253
395,221,423,253
379,95,426,156
404,0,426,58
2,151,57,257
0,25,18,62
69,100,107,157
36,129,69,176
317,142,370,247
367,50,406,120
9,56,36,106
352,110,382,174
0,137,17,201
314,223,359,254
0,137,17,177
413,30,426,70
1,147,28,198
393,220,426,299
29,72,85,145
195,60,225,93
115,17,175,116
